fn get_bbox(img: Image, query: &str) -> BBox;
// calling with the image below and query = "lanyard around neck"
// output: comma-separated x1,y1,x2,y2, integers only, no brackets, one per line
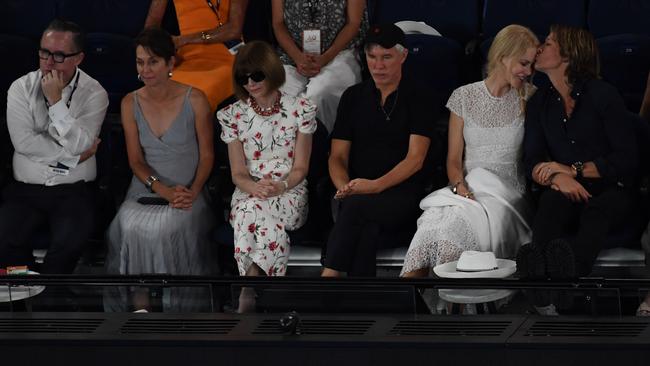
205,0,224,26
44,71,81,109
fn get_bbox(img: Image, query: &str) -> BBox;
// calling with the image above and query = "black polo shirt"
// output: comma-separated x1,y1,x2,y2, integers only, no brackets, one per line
331,77,436,191
523,78,637,188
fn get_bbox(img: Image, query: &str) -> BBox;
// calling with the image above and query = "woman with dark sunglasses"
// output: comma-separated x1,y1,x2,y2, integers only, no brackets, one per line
217,41,316,310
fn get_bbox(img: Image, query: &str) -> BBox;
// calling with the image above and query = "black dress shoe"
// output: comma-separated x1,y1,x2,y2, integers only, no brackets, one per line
544,238,576,279
516,243,546,279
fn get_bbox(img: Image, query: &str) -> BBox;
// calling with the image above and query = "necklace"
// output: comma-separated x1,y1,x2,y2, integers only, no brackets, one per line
379,89,399,121
250,92,281,116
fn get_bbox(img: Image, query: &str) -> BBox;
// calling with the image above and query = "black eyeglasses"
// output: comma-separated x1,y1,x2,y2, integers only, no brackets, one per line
38,48,82,63
235,70,266,86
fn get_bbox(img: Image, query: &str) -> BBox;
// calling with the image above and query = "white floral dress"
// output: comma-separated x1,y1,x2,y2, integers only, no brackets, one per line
401,81,533,275
217,93,317,276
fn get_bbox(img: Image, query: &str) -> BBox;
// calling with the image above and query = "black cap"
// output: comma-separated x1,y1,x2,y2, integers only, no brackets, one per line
364,23,405,49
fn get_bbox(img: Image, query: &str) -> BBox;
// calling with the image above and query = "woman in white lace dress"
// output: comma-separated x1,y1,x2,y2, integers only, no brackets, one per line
401,25,539,277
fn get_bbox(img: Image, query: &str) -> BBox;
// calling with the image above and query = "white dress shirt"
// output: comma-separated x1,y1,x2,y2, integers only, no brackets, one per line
6,68,109,186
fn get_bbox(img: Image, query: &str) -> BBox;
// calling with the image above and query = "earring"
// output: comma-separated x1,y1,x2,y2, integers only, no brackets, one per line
137,74,142,82
168,71,173,78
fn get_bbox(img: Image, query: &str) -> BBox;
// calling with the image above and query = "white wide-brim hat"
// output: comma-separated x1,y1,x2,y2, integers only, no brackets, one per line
433,259,516,279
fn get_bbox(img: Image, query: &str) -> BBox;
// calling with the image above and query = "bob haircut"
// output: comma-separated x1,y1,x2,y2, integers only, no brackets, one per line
232,40,285,100
550,24,600,85
486,24,539,78
134,27,175,63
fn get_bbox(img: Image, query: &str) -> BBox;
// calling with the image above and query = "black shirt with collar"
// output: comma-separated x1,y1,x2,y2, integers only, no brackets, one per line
331,77,437,191
524,78,637,188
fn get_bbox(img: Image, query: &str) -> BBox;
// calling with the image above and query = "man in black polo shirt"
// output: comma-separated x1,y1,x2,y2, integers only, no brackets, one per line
321,24,436,277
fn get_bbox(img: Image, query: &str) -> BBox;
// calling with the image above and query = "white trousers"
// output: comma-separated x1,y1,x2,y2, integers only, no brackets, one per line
281,49,361,133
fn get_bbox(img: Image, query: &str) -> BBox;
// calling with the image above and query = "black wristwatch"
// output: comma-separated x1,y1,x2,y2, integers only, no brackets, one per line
571,161,584,179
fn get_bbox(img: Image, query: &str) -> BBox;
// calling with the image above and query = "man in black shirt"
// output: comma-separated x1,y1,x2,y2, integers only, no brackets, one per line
321,24,436,277
521,25,637,287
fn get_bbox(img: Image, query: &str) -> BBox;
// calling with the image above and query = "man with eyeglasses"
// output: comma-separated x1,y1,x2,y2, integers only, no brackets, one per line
0,19,108,274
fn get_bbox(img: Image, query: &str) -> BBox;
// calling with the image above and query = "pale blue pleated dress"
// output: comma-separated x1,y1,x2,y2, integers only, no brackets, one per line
104,87,216,312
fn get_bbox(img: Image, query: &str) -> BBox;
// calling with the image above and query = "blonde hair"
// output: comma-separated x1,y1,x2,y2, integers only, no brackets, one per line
486,24,539,112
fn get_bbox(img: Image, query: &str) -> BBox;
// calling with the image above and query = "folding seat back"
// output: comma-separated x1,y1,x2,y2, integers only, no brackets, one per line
0,0,57,40
57,0,151,113
588,0,650,112
597,35,650,112
57,0,151,37
588,0,650,38
483,0,587,39
81,33,140,113
366,1,469,112
0,36,39,117
368,0,480,44
401,35,464,110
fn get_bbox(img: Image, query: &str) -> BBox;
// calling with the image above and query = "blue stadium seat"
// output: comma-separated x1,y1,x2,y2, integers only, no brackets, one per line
58,0,151,113
588,0,650,112
482,0,587,39
0,0,56,116
366,1,469,110
0,35,39,116
0,0,57,40
480,0,586,89
597,35,650,112
368,0,481,45
82,33,140,114
57,0,151,37
402,35,464,109
587,0,650,38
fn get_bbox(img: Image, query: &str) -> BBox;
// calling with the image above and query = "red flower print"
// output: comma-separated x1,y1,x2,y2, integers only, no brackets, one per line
235,112,242,120
230,123,238,129
300,99,306,106
248,223,256,233
261,231,266,237
268,267,275,276
293,110,299,117
288,151,293,158
253,150,261,159
274,172,282,177
255,132,262,139
269,241,278,251
255,204,262,210
246,247,252,252
235,247,240,254
259,163,265,170
281,126,286,131
302,121,310,126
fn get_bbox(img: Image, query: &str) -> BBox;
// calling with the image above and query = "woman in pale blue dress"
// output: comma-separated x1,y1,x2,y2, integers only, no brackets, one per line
104,28,216,312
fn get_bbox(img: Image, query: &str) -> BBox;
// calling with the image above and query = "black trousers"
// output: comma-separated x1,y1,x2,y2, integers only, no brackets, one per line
532,184,631,276
324,187,420,276
0,181,94,274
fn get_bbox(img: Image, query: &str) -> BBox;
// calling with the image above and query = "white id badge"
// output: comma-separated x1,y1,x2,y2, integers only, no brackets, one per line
302,29,321,55
48,165,70,176
225,39,245,55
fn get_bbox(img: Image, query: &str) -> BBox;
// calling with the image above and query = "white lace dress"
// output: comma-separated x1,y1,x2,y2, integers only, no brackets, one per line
401,80,533,275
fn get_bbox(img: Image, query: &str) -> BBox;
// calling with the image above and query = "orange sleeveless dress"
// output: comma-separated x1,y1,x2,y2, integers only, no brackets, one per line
172,0,234,112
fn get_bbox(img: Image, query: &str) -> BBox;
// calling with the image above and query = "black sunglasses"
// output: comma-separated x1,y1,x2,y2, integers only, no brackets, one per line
235,70,266,86
38,47,82,63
